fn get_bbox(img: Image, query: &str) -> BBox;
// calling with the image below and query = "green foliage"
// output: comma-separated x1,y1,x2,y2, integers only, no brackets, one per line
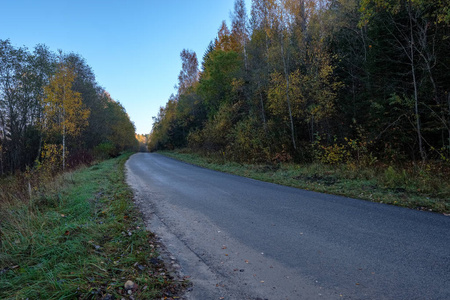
103,97,138,153
148,96,178,151
383,165,408,188
93,142,117,159
227,116,271,162
188,102,236,152
198,49,242,117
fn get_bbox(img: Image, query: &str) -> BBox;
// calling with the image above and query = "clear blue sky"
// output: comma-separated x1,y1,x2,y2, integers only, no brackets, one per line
1,0,252,134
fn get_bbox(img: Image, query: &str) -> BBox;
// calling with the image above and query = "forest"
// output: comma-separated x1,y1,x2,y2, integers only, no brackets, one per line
0,39,138,176
149,0,450,167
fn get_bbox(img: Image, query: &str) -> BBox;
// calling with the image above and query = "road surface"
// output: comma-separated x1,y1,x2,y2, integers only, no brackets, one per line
126,153,450,300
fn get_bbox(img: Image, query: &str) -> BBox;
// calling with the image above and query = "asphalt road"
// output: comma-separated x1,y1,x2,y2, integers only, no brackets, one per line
126,153,450,300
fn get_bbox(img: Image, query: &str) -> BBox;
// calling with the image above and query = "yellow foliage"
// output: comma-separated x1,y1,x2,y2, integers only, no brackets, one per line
318,143,349,165
42,64,90,138
314,135,377,166
35,144,65,179
268,70,305,119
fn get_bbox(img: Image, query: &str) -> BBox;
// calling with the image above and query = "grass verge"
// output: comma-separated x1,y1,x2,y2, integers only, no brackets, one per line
159,150,450,214
0,153,186,299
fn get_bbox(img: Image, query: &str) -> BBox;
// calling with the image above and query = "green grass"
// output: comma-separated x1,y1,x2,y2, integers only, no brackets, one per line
159,150,450,214
0,153,186,299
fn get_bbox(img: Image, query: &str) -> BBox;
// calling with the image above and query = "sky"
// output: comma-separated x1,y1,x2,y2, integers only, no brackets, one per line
1,0,252,134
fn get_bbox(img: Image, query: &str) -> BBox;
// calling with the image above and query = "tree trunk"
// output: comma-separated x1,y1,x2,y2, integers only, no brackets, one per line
280,34,296,150
411,56,425,162
243,38,249,72
285,77,296,150
408,2,426,162
412,64,425,161
259,89,268,133
63,119,66,170
448,93,450,156
35,134,43,164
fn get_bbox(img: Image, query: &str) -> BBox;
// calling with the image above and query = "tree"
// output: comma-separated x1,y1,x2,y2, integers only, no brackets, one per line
0,40,31,172
249,0,278,138
104,96,138,153
177,49,199,96
215,21,233,51
42,61,90,169
360,0,450,161
198,49,241,117
231,0,250,69
28,44,56,162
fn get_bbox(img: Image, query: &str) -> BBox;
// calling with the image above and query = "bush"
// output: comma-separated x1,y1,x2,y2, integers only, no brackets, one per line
67,150,94,168
93,142,118,159
383,166,408,188
313,135,377,166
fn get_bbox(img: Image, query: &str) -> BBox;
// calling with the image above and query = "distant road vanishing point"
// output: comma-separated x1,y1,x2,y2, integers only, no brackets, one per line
126,153,450,300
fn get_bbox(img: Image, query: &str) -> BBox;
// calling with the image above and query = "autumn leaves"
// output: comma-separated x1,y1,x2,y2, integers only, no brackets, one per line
42,62,89,169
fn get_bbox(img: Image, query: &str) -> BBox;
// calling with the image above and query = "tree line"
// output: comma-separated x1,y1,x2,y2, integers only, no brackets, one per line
0,39,138,175
149,0,450,165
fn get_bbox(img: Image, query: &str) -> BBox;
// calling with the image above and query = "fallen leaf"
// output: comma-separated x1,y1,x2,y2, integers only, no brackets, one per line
64,230,70,236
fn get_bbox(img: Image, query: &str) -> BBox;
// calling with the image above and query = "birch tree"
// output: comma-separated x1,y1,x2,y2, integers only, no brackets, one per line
42,61,89,169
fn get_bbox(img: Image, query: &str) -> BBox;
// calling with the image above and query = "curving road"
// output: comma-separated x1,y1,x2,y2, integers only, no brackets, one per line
126,153,450,300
